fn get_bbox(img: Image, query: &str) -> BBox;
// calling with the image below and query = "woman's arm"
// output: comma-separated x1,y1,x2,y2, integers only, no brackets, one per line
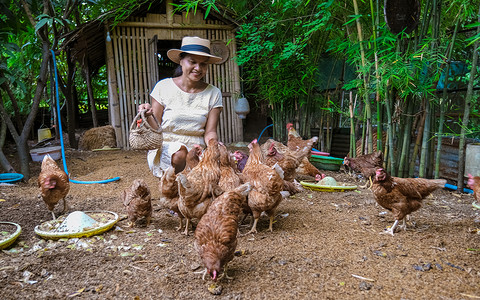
138,98,164,129
204,107,222,144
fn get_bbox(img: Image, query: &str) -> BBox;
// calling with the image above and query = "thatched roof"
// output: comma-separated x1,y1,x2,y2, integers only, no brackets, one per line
60,1,239,75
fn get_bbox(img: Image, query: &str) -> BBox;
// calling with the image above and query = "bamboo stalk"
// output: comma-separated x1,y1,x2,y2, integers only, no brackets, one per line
349,91,356,157
408,100,426,177
435,9,461,178
398,98,413,177
352,0,373,154
457,4,480,190
385,85,396,175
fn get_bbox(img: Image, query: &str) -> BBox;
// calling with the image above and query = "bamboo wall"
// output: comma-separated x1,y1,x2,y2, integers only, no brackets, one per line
108,11,243,149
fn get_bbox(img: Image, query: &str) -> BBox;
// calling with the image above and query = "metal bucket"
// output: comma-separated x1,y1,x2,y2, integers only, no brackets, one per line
38,128,52,142
465,143,480,176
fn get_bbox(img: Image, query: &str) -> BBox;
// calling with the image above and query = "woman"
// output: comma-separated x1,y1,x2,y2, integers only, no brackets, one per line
138,36,223,177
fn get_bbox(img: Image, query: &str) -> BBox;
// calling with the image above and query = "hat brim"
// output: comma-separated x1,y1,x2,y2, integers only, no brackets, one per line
167,49,223,64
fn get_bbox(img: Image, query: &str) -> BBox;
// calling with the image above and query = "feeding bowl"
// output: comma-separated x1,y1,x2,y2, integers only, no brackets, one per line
300,178,357,192
34,211,119,240
30,146,62,162
309,155,344,171
0,222,22,249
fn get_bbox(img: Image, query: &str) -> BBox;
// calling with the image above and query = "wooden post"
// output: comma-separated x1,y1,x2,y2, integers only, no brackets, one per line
105,25,123,148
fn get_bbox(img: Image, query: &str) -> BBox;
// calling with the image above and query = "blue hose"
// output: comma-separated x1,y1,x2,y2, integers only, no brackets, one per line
444,183,473,194
51,50,120,184
257,124,273,141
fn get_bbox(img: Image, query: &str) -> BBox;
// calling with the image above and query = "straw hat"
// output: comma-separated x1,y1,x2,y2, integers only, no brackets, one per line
167,36,222,64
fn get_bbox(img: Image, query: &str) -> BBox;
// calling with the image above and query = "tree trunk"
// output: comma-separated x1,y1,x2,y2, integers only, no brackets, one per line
457,5,480,191
84,63,98,127
0,108,15,173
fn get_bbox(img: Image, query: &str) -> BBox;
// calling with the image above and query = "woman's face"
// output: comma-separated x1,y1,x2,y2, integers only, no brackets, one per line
180,54,209,81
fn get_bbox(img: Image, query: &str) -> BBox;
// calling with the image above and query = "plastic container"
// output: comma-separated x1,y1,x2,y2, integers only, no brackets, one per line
309,155,344,171
465,143,480,176
30,146,62,162
37,128,52,142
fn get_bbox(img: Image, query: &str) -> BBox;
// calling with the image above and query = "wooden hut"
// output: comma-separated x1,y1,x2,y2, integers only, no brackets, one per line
63,0,243,148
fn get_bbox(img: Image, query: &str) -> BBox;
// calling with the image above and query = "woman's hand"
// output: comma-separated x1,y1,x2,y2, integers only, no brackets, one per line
138,103,153,116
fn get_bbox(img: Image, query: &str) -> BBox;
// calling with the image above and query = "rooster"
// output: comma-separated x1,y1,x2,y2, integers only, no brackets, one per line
176,139,222,235
242,139,284,234
38,154,70,219
371,168,446,236
194,183,251,281
123,179,152,227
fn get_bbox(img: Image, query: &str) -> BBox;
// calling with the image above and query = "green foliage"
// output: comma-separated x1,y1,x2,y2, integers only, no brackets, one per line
235,0,336,108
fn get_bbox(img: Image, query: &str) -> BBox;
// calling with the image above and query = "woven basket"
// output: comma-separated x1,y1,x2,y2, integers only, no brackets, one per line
129,110,163,150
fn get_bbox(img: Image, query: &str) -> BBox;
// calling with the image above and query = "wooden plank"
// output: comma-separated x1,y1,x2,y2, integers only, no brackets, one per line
114,27,128,149
117,21,234,30
228,30,243,142
132,26,139,116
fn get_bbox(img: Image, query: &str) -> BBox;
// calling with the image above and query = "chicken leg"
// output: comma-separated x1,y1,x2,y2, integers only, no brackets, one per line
183,219,190,235
245,218,259,235
380,219,399,236
62,197,69,214
268,215,275,232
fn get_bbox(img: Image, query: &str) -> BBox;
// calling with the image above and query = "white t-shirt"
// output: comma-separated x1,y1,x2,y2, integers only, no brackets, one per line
147,78,223,177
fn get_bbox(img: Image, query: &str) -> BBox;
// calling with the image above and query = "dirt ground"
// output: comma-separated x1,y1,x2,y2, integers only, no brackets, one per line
0,147,479,299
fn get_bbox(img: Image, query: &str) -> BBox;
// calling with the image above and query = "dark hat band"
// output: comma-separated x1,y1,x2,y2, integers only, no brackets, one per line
180,44,211,54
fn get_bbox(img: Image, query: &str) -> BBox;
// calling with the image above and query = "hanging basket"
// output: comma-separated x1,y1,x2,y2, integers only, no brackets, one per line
128,110,163,150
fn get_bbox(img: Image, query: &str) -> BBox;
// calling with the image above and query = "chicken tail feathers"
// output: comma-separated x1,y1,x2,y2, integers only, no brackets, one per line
234,182,252,197
272,163,284,180
431,179,447,188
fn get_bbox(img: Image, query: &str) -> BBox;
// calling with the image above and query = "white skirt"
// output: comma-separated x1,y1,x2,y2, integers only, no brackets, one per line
147,141,185,178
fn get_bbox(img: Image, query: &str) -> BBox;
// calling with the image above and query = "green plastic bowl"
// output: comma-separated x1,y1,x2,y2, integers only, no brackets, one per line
309,155,344,171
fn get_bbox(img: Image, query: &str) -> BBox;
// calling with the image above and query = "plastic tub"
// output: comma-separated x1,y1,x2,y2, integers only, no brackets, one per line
30,146,62,162
309,155,344,171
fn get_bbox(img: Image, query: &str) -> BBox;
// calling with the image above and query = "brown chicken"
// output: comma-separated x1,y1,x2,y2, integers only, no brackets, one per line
122,179,152,227
286,123,318,153
264,142,311,194
286,123,322,178
158,166,183,230
38,154,70,219
261,138,321,178
185,144,203,172
218,142,243,192
243,139,284,234
176,139,222,235
344,151,384,188
194,183,251,281
467,174,480,207
371,168,446,236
